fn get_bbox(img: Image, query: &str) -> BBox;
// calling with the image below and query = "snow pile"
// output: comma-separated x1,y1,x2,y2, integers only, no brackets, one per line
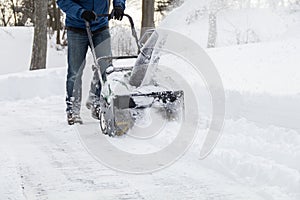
0,27,66,75
201,119,300,199
0,27,67,101
0,27,33,75
0,68,65,101
207,39,300,94
159,1,300,199
161,0,300,47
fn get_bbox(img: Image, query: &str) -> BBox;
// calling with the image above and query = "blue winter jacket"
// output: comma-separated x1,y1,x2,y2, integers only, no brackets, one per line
57,0,126,31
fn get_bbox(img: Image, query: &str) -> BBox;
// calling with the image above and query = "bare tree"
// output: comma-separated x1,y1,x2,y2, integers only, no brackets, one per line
141,0,155,37
10,0,17,25
0,0,32,26
54,0,61,45
156,0,184,16
30,0,47,70
18,0,35,26
48,0,61,44
0,0,12,26
156,0,173,15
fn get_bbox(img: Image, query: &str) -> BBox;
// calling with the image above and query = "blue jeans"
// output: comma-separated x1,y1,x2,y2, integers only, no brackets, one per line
66,28,112,114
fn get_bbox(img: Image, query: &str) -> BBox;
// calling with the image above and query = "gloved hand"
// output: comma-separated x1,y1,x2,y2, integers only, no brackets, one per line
81,10,97,22
112,6,124,20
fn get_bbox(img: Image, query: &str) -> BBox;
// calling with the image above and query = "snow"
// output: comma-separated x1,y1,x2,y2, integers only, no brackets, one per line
0,27,67,75
0,68,65,101
161,0,300,47
207,39,300,95
1,1,300,200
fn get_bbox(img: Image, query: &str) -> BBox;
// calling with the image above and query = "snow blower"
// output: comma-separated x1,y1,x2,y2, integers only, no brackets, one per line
85,14,184,137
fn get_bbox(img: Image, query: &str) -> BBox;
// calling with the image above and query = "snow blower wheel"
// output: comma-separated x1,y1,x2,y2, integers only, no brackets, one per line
100,112,108,135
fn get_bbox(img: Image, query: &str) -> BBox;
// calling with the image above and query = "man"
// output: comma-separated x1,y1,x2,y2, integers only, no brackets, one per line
57,0,126,125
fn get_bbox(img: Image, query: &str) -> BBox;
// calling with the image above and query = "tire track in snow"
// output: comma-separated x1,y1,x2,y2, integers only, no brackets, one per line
0,97,145,200
0,97,270,199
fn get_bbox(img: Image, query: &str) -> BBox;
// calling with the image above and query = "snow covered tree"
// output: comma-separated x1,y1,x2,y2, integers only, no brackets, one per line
207,0,227,48
207,12,217,48
30,0,47,70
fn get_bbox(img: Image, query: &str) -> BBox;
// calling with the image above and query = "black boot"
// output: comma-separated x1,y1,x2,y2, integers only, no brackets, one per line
67,111,83,125
86,96,101,120
91,104,101,120
66,97,83,125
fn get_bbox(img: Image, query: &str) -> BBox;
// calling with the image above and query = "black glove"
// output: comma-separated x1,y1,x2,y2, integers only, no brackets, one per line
112,6,124,20
81,10,97,22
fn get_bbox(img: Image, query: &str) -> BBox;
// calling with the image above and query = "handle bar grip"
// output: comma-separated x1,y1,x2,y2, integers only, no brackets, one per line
97,14,133,26
97,13,141,51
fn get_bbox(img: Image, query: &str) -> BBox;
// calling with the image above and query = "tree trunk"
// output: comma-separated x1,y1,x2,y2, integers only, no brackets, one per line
108,0,111,12
0,7,12,26
141,0,155,37
10,0,18,26
207,12,217,48
53,0,61,45
30,0,48,70
56,9,61,45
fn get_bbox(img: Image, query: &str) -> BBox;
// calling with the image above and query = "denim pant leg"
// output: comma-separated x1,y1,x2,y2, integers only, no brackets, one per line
66,30,89,114
88,29,112,103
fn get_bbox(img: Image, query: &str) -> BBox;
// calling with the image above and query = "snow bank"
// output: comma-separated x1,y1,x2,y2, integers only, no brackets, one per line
158,1,300,199
0,27,33,75
159,1,300,95
161,0,300,47
0,68,65,101
225,90,300,130
207,39,300,95
0,27,66,75
201,118,300,199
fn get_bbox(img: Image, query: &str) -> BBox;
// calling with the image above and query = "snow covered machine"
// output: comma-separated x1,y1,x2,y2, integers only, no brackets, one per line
85,14,184,137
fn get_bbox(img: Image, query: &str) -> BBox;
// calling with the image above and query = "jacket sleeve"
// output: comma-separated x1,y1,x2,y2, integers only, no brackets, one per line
57,0,85,20
113,0,126,10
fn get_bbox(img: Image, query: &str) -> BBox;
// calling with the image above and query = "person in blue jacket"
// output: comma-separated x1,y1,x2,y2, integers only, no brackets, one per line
57,0,126,125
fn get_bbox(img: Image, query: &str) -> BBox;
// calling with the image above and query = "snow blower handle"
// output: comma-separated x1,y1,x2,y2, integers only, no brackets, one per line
85,20,105,86
98,13,141,52
85,13,140,85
